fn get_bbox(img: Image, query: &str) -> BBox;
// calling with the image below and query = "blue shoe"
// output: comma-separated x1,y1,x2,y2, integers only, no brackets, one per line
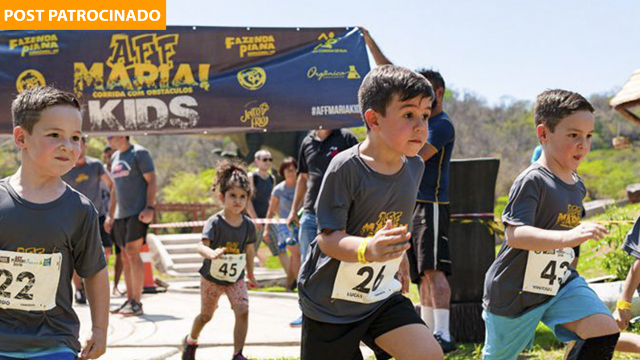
289,316,303,327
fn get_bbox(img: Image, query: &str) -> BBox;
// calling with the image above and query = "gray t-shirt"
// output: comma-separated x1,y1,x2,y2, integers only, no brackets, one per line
483,163,585,316
250,170,275,219
198,212,257,285
111,145,155,219
0,178,107,352
297,145,424,323
62,156,107,216
272,181,295,219
623,216,640,259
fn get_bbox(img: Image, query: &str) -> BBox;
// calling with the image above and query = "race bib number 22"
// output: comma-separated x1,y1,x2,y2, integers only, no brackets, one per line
0,250,62,311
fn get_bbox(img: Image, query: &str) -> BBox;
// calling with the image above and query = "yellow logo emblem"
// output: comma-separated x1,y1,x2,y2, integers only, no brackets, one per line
240,101,270,128
16,69,46,93
237,67,267,91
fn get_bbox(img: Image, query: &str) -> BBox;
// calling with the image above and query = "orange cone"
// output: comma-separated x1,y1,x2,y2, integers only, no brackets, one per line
140,243,164,293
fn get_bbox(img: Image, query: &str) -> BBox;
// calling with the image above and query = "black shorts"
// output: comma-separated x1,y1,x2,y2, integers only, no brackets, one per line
408,202,452,283
98,216,112,248
301,294,425,360
112,215,149,248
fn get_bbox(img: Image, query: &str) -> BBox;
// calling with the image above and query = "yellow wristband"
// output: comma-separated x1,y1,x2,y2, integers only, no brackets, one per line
617,300,632,310
358,237,370,264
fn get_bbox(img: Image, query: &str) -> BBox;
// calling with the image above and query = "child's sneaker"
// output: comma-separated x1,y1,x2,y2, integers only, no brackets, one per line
74,288,87,304
433,332,456,353
110,300,131,314
182,335,198,360
289,316,302,327
232,352,249,360
121,300,143,316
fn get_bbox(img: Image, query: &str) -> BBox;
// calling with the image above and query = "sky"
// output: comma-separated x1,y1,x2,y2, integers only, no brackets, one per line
167,0,640,105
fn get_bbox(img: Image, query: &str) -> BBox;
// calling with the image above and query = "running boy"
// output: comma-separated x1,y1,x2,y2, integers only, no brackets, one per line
182,161,258,360
482,89,619,359
297,65,443,360
0,86,109,359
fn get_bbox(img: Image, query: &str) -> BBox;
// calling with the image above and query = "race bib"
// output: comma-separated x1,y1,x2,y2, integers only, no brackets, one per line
209,254,246,283
331,257,402,304
523,248,574,296
0,250,62,311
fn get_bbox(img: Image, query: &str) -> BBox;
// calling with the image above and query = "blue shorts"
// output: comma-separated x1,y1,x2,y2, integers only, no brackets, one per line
0,346,76,359
276,224,299,249
482,276,612,360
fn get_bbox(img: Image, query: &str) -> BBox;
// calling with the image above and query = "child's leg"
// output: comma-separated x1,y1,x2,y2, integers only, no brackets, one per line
541,277,619,359
482,308,543,360
375,324,443,360
367,295,443,360
190,277,224,340
226,279,250,355
615,332,640,353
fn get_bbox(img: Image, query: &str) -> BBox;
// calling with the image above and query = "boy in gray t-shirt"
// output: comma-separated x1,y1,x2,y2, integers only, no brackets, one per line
0,87,109,359
298,65,443,360
482,90,619,360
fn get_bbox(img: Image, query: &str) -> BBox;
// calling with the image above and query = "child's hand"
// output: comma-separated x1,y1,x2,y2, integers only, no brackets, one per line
247,273,259,289
614,307,632,331
563,222,608,247
366,220,411,263
79,327,107,359
209,248,225,260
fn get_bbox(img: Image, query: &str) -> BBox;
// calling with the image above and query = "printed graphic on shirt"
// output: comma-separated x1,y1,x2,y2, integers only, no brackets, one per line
111,161,131,179
556,204,582,229
360,211,404,237
74,173,89,184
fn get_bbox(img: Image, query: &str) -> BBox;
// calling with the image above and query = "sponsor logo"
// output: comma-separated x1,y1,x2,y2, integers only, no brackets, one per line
225,35,276,58
9,34,59,57
111,161,132,179
240,101,270,128
0,257,9,264
42,258,52,267
13,256,24,267
311,104,360,116
307,65,360,81
313,32,347,54
237,67,266,91
16,69,46,93
75,173,90,184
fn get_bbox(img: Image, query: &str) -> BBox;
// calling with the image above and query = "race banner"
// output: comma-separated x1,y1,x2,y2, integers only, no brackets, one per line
0,26,370,134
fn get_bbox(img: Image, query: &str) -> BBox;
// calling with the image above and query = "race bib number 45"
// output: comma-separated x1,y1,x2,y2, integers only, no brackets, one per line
0,250,62,311
331,257,402,304
523,248,574,296
209,254,246,283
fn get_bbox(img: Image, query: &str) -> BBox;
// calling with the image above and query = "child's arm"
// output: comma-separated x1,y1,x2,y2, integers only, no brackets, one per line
80,267,109,360
398,253,411,293
245,243,258,288
614,258,640,330
506,222,607,251
198,239,224,260
317,220,410,263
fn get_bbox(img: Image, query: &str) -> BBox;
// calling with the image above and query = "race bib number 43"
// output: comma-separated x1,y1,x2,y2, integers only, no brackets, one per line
331,257,402,304
0,250,62,311
523,248,574,296
209,254,246,283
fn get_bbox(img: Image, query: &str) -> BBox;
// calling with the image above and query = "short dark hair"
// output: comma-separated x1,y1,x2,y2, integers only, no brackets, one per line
103,145,112,153
534,89,594,132
279,157,297,178
417,69,445,91
358,65,434,129
11,86,81,134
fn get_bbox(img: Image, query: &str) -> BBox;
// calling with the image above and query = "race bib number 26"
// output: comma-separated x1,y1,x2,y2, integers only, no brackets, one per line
523,248,574,296
331,257,402,304
0,250,62,311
